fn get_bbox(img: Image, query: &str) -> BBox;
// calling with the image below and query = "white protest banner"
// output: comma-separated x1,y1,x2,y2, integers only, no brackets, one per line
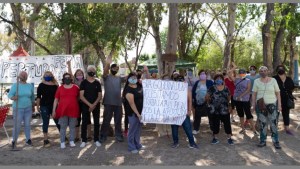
0,55,83,84
141,79,187,125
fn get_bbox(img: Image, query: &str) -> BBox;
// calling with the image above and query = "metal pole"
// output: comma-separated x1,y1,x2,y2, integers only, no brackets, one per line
11,72,20,151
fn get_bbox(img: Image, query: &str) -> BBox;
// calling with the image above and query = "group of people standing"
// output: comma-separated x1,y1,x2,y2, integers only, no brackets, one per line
7,58,296,152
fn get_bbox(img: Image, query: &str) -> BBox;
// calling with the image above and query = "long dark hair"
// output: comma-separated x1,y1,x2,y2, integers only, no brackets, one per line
122,72,137,98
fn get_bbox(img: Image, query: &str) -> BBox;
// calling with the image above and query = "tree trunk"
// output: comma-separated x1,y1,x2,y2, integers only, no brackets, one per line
146,3,163,76
223,3,236,69
273,3,291,74
10,3,43,53
165,4,179,76
262,3,274,73
59,3,72,54
288,35,294,77
10,3,26,49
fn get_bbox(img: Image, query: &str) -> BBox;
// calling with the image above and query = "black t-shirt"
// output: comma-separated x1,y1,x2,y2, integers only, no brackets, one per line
123,85,143,117
80,79,102,105
36,83,58,106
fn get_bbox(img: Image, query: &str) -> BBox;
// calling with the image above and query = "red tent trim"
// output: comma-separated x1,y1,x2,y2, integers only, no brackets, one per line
10,45,30,57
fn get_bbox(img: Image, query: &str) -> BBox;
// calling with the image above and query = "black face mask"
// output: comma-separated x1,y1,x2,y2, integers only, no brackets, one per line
87,71,95,77
278,69,285,75
63,78,72,85
111,70,118,75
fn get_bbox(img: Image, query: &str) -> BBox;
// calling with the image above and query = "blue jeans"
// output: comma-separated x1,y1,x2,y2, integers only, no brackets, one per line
256,104,279,143
40,105,60,133
127,115,142,151
171,115,195,145
12,106,32,142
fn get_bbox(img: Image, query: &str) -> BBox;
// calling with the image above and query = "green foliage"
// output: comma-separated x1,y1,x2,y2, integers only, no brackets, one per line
139,53,150,62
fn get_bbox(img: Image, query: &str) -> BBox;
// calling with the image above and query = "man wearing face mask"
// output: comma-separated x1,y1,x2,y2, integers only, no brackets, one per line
79,65,102,148
100,56,126,143
191,70,214,135
273,65,295,136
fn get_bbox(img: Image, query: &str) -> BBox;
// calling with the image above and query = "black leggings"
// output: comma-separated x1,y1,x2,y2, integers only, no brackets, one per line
235,101,253,119
208,113,232,135
281,105,290,126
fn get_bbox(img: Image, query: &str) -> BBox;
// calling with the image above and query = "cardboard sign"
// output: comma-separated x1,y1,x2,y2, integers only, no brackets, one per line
141,79,187,125
0,55,83,84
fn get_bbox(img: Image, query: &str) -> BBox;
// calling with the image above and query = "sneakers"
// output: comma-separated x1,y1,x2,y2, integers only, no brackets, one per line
44,140,50,147
257,141,266,147
131,150,139,154
80,142,86,148
227,138,234,145
211,138,219,144
115,135,124,142
26,139,33,146
69,141,76,147
192,130,199,135
171,143,179,148
95,141,101,147
138,145,146,150
273,142,281,149
239,128,246,134
189,143,199,149
60,142,66,149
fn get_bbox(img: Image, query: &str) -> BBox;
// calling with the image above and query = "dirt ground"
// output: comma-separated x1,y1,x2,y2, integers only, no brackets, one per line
1,100,300,166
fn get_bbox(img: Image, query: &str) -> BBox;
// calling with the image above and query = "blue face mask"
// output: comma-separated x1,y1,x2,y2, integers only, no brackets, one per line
44,76,53,82
215,79,223,85
187,71,193,77
128,77,137,84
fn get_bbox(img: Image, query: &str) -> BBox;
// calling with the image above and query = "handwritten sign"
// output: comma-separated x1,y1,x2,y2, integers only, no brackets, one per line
0,55,83,84
141,79,187,125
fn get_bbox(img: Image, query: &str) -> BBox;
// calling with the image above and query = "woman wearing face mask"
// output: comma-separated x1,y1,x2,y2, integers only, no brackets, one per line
191,70,214,135
79,65,102,148
229,69,258,136
245,65,260,130
52,73,80,149
273,65,295,135
8,71,35,148
122,72,145,153
205,74,234,145
251,66,281,149
36,71,60,147
67,61,92,143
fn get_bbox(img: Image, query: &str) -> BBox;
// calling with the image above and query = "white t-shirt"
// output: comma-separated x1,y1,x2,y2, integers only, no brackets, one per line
252,78,280,104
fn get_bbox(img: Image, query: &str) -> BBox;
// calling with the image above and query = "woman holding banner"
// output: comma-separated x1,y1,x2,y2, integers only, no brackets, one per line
170,77,199,149
123,72,144,153
36,71,60,147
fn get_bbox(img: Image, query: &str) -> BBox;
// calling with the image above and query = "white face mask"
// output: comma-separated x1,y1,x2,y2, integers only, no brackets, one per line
207,75,211,80
250,70,256,75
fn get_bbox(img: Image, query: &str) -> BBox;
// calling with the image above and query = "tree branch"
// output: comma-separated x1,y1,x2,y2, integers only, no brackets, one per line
0,15,53,55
